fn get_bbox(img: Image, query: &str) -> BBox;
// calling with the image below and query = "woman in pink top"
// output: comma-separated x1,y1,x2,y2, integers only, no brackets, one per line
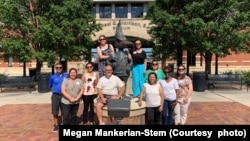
174,64,193,125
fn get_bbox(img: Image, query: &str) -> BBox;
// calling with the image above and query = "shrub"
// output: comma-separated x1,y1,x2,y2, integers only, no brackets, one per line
0,74,5,78
222,70,234,74
240,70,250,84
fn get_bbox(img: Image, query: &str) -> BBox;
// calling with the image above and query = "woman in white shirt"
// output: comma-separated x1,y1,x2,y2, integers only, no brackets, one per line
138,72,164,125
158,66,179,125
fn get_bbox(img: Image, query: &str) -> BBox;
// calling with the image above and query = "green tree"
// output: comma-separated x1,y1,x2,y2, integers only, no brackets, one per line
183,0,250,74
0,0,101,75
146,0,188,68
146,0,250,74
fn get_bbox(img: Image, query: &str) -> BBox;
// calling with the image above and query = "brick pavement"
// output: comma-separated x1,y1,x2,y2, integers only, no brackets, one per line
0,101,250,141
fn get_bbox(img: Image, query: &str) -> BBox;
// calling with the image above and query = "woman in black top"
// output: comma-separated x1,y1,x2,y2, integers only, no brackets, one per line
127,39,147,97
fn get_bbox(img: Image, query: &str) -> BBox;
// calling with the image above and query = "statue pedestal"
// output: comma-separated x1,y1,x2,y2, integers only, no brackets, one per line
94,97,146,125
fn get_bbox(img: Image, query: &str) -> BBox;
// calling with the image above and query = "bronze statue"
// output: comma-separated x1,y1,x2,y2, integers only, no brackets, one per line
107,20,134,96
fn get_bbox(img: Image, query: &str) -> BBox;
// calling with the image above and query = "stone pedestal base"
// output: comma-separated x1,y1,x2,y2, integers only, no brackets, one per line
94,97,146,125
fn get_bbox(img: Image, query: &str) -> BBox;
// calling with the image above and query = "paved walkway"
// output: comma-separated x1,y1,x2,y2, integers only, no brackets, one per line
0,77,250,140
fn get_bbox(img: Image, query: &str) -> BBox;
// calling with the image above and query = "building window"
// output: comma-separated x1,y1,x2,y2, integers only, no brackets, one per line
99,4,111,18
115,4,128,18
92,4,96,18
131,4,143,18
19,61,23,67
187,51,196,66
8,57,13,67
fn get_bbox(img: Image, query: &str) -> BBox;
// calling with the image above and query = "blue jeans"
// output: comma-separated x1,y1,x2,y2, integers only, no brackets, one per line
162,100,176,125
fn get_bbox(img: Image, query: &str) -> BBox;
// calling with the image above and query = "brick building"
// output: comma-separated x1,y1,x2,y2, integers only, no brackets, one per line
1,0,249,76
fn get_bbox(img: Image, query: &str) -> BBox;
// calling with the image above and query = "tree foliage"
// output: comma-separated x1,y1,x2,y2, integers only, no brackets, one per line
0,0,101,72
146,0,250,73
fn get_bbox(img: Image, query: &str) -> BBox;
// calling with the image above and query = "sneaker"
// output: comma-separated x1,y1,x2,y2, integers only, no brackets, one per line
99,122,105,125
53,125,59,132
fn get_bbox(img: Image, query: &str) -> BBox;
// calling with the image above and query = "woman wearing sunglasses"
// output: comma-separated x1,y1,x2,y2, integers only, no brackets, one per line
127,39,147,97
174,64,193,125
158,66,179,125
96,35,115,77
144,60,165,83
81,62,98,125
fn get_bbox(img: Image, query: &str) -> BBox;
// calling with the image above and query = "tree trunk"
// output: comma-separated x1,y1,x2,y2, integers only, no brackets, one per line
176,43,183,68
36,60,42,74
23,61,26,77
205,52,212,79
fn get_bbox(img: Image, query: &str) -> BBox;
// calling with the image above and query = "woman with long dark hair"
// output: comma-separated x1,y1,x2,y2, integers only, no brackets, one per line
81,62,98,125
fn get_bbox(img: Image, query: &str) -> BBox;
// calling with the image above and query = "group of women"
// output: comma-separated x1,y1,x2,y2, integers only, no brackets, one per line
59,34,193,125
138,62,193,125
59,62,97,125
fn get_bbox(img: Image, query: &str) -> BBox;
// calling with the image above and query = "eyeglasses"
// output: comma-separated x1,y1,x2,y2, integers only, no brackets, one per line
152,63,158,66
178,68,185,71
86,66,93,69
56,67,62,69
135,43,141,45
99,38,106,41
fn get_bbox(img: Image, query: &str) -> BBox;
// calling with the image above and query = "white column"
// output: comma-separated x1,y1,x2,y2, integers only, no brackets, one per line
112,3,115,19
96,4,100,19
143,3,147,17
128,3,131,19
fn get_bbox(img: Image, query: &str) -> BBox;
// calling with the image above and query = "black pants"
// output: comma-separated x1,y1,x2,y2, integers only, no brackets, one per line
146,106,161,125
61,103,79,125
82,95,97,123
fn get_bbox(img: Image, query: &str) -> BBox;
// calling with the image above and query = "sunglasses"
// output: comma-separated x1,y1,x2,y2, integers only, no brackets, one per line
152,63,158,66
178,69,185,71
99,38,106,41
87,78,92,81
56,67,62,69
86,66,93,69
